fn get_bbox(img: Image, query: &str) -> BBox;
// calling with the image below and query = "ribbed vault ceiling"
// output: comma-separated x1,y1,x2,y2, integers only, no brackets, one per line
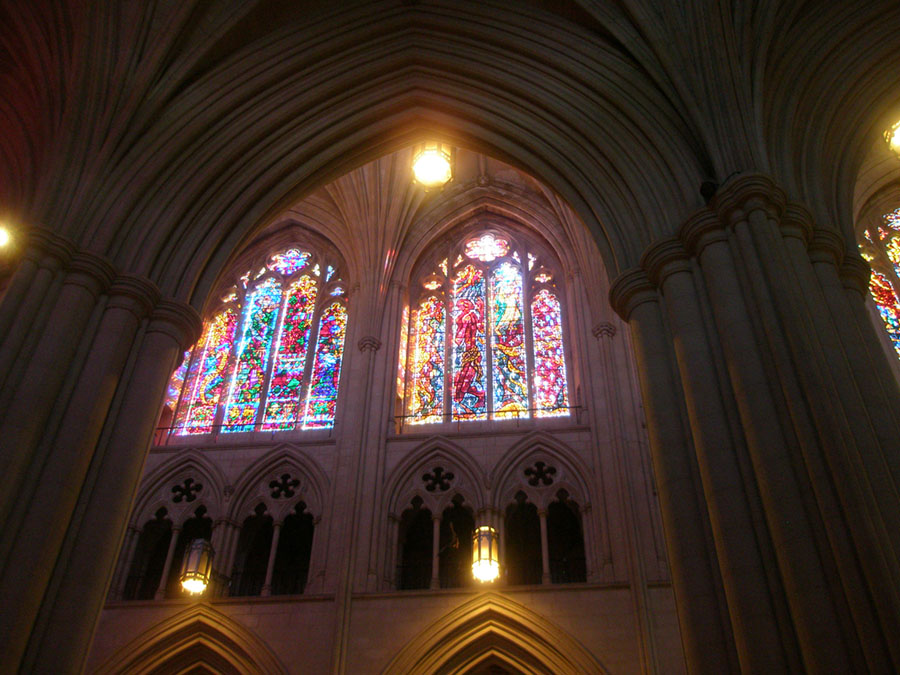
1,0,899,305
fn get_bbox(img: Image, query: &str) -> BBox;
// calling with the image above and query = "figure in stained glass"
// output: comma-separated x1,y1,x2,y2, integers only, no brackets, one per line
303,302,348,428
490,263,527,417
452,265,487,419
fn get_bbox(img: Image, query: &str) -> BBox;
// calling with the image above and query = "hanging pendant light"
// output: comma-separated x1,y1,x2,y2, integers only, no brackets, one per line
180,539,214,595
412,142,454,190
472,525,500,582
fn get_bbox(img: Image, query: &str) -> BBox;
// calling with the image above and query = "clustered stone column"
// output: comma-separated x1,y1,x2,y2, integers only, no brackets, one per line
610,174,900,673
0,228,200,674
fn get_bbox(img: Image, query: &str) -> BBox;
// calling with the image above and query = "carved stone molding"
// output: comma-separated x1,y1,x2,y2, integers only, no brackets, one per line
839,254,871,298
780,203,814,245
640,236,691,287
65,251,117,296
679,209,727,256
147,299,203,350
712,173,787,226
106,274,161,319
808,228,845,267
358,335,382,352
592,321,616,339
609,268,657,321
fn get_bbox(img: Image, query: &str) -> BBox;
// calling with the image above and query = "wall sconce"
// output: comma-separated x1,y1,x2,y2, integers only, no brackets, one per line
180,539,214,595
412,142,454,190
885,120,900,157
472,525,500,583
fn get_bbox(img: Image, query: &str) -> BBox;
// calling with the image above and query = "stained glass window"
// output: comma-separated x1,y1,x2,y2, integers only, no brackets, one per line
403,232,569,424
465,234,508,262
531,289,569,416
452,265,487,419
164,246,349,435
861,207,900,360
223,278,283,432
261,275,317,430
303,302,348,428
491,263,527,418
268,249,310,275
178,309,237,433
409,297,445,423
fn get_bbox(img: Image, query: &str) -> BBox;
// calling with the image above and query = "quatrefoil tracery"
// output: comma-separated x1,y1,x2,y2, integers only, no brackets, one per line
269,473,300,499
171,478,202,503
422,466,454,492
524,461,556,486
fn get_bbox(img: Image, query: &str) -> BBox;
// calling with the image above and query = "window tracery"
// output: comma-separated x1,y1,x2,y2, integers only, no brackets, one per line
165,245,349,435
403,228,570,424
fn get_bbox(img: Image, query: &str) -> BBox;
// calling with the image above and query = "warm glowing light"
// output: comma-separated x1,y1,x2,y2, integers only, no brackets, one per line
0,227,10,247
181,577,208,594
886,121,900,156
412,143,453,188
472,525,500,582
179,539,214,595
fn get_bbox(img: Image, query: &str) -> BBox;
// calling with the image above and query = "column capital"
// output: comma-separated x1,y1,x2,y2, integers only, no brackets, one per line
65,251,117,296
839,253,871,298
592,321,616,339
713,173,786,226
147,299,203,351
640,236,691,287
780,203,814,245
25,227,75,268
609,268,657,321
680,209,726,256
107,274,161,319
358,335,382,352
808,228,845,267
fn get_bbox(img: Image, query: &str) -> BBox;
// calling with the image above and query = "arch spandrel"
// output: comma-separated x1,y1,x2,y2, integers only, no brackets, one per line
92,604,286,675
381,591,606,675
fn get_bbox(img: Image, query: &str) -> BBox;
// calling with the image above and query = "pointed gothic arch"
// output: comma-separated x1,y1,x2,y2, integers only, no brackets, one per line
93,604,285,675
382,592,606,674
130,450,227,527
227,444,329,523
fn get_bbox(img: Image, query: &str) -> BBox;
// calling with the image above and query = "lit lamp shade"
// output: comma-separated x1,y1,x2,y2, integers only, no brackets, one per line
886,121,900,157
472,525,500,583
180,539,214,595
412,142,454,190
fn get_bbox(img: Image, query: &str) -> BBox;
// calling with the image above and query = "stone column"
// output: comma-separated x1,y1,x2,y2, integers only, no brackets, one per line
610,269,734,673
155,527,181,599
261,522,282,597
111,526,142,601
538,509,551,584
22,299,200,673
643,237,788,671
430,515,441,590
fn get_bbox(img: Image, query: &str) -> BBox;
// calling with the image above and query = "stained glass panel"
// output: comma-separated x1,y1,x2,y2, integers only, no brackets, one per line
303,302,348,428
531,289,569,417
398,305,409,402
325,265,335,281
885,207,900,231
452,265,487,419
268,249,310,275
490,263,528,418
223,278,282,432
165,351,191,412
869,271,900,357
261,276,317,430
179,309,237,434
409,297,445,423
465,234,509,262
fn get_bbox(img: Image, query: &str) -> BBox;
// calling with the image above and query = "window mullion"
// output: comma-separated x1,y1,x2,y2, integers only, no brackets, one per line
522,265,536,419
216,302,247,436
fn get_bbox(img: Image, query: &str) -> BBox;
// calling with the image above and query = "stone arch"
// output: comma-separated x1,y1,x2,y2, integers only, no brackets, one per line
130,450,226,527
227,444,328,523
93,604,285,675
490,432,592,511
382,592,606,674
385,436,486,517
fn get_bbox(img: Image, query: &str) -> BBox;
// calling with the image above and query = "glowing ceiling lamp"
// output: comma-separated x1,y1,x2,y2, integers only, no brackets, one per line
0,226,10,248
412,142,454,190
472,525,500,583
885,120,900,157
180,539,214,595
